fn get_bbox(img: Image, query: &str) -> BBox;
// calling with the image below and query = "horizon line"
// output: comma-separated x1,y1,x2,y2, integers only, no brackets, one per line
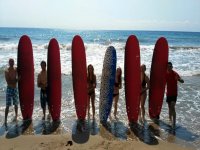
0,26,200,33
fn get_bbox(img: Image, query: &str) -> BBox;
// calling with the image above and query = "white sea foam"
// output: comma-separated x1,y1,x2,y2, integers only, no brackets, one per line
0,42,200,149
0,42,200,77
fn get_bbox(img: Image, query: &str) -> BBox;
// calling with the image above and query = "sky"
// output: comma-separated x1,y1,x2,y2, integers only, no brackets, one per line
0,0,200,32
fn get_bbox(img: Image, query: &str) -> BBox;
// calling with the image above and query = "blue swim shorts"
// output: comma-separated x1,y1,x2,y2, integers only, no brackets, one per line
6,87,19,106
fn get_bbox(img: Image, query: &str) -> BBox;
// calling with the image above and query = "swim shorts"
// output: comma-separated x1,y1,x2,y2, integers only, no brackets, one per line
166,96,177,103
40,88,49,109
6,87,19,106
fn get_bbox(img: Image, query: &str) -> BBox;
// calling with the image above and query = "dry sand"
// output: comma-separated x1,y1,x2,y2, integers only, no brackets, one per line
0,132,193,150
0,120,195,150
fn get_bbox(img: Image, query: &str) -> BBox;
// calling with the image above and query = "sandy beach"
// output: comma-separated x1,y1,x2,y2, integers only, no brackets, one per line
0,120,195,150
0,133,193,150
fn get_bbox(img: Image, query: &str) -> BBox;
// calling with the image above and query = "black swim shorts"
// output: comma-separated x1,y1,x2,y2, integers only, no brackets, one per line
166,96,177,103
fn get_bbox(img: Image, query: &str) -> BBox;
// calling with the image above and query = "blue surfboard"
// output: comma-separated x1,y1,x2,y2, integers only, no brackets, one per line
99,46,117,124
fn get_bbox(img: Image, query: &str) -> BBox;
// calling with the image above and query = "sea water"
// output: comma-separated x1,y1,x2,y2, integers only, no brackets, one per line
0,28,200,149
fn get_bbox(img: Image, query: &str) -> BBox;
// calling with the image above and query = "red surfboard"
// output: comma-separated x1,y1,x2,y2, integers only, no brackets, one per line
18,35,34,120
72,35,87,120
47,38,61,122
149,37,168,119
125,35,141,123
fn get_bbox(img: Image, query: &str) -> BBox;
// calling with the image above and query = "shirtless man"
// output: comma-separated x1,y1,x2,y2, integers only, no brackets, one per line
4,58,19,127
37,61,50,120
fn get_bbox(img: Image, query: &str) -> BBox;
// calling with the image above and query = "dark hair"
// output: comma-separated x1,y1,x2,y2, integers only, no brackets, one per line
168,62,172,66
87,64,95,82
116,67,122,85
168,62,173,69
40,61,46,66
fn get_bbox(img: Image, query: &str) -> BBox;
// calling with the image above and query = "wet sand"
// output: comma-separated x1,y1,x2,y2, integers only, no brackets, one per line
0,119,195,150
0,133,193,150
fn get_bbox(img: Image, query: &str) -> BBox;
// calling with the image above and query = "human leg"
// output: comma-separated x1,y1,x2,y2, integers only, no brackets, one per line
170,101,176,128
5,87,12,126
166,96,172,122
140,92,147,121
14,105,18,121
113,94,119,118
87,95,90,117
167,102,172,122
4,106,9,126
91,93,95,119
13,88,19,121
40,90,46,120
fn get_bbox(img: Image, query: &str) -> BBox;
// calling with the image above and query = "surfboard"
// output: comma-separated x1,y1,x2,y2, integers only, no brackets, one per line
17,35,34,120
72,35,87,120
47,38,61,122
125,35,141,123
149,37,168,119
99,46,116,124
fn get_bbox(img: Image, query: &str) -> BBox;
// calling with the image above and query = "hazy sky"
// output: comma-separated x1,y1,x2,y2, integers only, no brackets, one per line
0,0,200,31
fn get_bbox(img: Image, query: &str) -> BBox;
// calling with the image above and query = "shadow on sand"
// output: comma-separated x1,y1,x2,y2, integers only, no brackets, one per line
111,120,128,139
0,124,6,136
71,119,90,144
6,119,33,139
100,120,128,140
129,122,159,145
154,120,199,142
34,119,61,135
89,119,99,136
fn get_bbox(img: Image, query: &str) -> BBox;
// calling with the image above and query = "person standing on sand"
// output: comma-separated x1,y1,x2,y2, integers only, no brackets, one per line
37,61,50,120
139,64,150,122
4,58,19,127
112,67,122,119
87,64,96,119
166,62,184,128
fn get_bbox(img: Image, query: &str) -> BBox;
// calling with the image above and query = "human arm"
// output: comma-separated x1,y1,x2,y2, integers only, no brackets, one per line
178,78,184,83
93,75,97,88
141,75,150,94
37,74,43,88
37,74,40,87
176,71,184,83
15,67,20,82
119,77,122,89
5,69,9,84
5,68,18,85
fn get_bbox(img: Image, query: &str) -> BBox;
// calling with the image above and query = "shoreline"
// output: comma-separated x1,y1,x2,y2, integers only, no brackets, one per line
0,120,196,150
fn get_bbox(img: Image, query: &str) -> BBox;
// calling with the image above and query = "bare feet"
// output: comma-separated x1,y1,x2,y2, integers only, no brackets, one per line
114,115,118,120
172,123,176,129
12,116,17,122
47,114,51,120
3,122,7,127
109,115,112,121
3,122,8,131
88,112,90,119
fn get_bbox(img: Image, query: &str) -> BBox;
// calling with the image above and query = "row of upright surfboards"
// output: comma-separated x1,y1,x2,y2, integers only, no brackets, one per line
17,35,168,124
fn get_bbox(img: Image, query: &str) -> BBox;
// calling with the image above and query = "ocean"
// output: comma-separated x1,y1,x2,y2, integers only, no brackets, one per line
0,27,200,149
